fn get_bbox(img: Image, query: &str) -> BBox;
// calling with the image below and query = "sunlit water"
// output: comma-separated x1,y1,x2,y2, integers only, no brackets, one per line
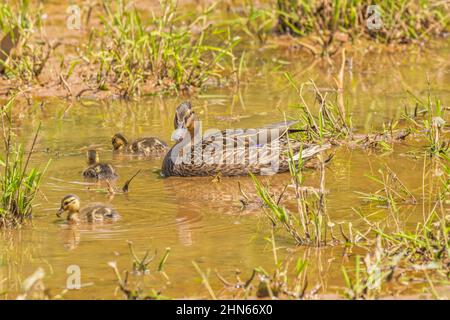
0,42,449,299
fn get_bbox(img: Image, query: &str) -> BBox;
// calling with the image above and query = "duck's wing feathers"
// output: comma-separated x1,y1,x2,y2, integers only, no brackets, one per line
81,203,120,222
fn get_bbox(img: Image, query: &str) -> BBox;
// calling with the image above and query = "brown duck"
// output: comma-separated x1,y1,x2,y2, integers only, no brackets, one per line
161,102,330,177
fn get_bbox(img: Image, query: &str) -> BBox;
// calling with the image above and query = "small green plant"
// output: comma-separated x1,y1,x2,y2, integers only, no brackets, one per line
341,237,394,300
109,242,171,300
251,146,341,246
402,90,449,158
286,75,352,143
127,241,170,275
356,166,417,208
0,97,49,227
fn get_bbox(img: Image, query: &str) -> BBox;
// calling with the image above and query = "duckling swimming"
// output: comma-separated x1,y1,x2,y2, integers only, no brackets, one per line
82,149,118,180
112,133,168,156
57,194,120,223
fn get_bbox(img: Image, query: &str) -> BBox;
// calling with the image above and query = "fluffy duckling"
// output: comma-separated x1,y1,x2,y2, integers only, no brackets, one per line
82,149,118,180
57,194,120,223
112,133,168,156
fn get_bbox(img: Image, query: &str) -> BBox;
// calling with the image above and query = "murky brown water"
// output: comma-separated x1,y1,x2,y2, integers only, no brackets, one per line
0,39,449,299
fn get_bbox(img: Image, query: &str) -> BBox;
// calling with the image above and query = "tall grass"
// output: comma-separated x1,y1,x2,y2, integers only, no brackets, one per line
85,0,238,97
0,97,48,227
275,0,449,43
0,0,50,84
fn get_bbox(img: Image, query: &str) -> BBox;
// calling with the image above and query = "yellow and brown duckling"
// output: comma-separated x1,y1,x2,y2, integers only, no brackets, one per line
82,149,118,180
161,101,330,177
112,133,168,156
57,194,120,223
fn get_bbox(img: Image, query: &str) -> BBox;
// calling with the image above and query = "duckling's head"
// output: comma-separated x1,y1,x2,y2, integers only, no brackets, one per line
86,149,99,165
57,194,81,217
112,133,129,150
172,101,197,142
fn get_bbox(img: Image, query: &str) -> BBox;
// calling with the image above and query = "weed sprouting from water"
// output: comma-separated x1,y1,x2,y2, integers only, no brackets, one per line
345,159,450,299
402,90,449,158
251,149,344,246
286,75,352,143
0,97,49,227
109,242,171,300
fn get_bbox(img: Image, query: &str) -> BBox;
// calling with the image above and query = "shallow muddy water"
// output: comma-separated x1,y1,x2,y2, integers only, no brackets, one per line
1,42,449,299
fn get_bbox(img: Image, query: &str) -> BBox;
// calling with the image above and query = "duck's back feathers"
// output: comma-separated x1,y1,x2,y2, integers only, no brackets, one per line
161,122,330,177
82,163,118,180
128,137,168,155
80,203,120,222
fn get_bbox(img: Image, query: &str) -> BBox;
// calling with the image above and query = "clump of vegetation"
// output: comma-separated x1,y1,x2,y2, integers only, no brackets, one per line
343,156,449,299
127,241,170,275
0,1,54,86
402,90,449,159
286,76,413,151
209,234,320,299
0,97,48,228
227,1,449,57
80,0,239,98
286,75,353,143
251,148,348,246
275,0,449,42
357,166,417,208
109,242,171,300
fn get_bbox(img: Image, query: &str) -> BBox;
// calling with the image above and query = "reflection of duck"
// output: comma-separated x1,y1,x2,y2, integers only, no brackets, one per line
57,194,120,224
112,133,168,156
162,102,329,177
82,149,118,180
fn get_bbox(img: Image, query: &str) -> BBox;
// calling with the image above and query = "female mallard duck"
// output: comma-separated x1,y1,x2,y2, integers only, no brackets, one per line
57,194,120,223
161,101,330,177
82,149,118,180
112,133,168,155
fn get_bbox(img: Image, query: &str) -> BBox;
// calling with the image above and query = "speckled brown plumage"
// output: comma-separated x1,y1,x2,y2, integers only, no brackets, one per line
161,102,330,177
112,133,168,156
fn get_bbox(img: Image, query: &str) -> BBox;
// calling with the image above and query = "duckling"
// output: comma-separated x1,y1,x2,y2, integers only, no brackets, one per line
112,133,168,156
57,194,120,223
82,149,118,180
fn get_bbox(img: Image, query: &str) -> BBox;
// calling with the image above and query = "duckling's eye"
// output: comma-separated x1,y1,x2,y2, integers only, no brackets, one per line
64,201,69,205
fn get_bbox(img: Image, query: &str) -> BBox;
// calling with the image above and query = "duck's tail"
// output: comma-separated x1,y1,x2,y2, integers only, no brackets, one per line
292,143,331,161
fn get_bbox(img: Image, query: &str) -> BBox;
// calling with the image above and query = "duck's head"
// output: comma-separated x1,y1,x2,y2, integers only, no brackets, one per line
86,149,99,165
172,101,197,142
112,133,128,150
57,194,81,217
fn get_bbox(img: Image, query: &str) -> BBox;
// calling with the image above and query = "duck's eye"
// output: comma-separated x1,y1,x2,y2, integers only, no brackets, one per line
64,201,69,205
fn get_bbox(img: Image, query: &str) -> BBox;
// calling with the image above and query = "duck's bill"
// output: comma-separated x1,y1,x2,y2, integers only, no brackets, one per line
171,128,187,142
57,207,64,217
